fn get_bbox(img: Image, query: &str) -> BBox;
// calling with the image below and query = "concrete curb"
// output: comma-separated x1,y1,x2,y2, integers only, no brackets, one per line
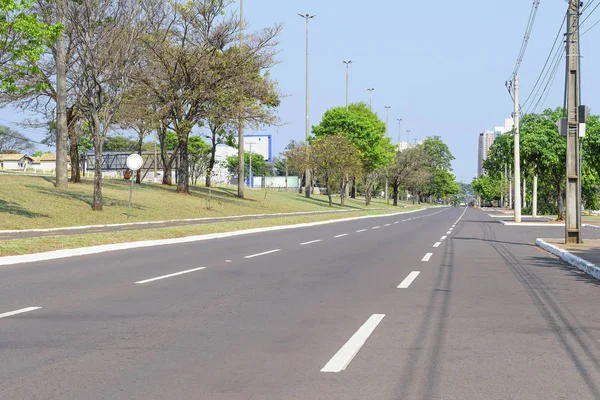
500,220,564,227
536,238,600,281
584,224,600,230
0,207,444,266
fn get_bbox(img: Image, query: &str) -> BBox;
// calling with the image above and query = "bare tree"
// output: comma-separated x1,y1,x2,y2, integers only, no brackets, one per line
0,126,36,153
385,147,429,206
69,0,152,210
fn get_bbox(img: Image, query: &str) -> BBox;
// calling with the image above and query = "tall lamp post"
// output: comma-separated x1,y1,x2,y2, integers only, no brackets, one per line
299,13,316,198
384,106,391,204
367,88,375,110
343,60,352,111
406,129,412,147
397,118,403,150
237,0,245,198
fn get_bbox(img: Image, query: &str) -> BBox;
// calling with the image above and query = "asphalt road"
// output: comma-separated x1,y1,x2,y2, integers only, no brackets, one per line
2,207,600,399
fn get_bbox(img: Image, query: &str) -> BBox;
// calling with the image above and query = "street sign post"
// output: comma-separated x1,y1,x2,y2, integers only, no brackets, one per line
126,154,143,218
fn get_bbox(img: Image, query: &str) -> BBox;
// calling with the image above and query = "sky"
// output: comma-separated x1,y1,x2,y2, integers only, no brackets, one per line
1,0,599,183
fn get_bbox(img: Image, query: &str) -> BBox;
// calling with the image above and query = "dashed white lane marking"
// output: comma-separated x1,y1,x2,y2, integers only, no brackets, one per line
244,249,281,259
394,221,400,224
356,229,367,233
334,234,349,238
433,242,441,248
441,236,447,241
301,240,322,246
398,271,420,289
0,307,42,319
321,314,386,373
135,267,206,284
422,253,433,262
372,226,381,230
384,224,391,227
449,228,453,231
446,231,452,235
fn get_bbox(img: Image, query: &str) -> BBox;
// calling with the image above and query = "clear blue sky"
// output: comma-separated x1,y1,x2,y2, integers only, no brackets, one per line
1,0,599,183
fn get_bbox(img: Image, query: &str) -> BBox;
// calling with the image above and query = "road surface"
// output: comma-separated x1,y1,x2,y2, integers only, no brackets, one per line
2,207,600,399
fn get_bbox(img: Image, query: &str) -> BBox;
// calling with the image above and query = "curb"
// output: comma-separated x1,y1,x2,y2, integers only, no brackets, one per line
499,220,564,227
0,207,444,266
536,238,600,281
584,224,600,230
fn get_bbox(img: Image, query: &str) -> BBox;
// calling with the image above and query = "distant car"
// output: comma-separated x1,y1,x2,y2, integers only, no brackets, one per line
459,202,466,207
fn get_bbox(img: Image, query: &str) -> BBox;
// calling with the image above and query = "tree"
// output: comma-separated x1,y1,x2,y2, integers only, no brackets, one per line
422,135,455,171
102,136,138,152
139,0,281,195
188,136,211,185
226,152,267,179
312,102,394,204
310,134,362,207
69,0,150,210
0,126,35,153
284,140,311,194
472,175,502,203
385,146,429,206
421,136,458,201
204,118,236,187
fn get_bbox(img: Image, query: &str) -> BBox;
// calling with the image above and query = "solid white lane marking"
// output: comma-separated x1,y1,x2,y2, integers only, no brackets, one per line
433,242,441,248
0,307,42,319
372,226,381,230
384,224,391,227
301,240,322,246
356,229,367,233
334,234,349,238
422,253,433,262
136,267,206,284
321,314,385,373
244,249,281,259
441,236,447,241
398,271,421,289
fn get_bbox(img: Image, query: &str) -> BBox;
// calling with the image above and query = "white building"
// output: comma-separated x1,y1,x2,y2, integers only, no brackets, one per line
0,154,33,171
477,131,495,177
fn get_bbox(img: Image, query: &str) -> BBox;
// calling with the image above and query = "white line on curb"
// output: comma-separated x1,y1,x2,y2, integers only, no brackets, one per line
0,307,42,319
500,220,564,227
422,253,433,262
334,234,349,238
321,314,385,373
300,240,322,246
135,267,206,284
245,249,281,259
536,239,600,281
398,272,420,289
433,242,441,248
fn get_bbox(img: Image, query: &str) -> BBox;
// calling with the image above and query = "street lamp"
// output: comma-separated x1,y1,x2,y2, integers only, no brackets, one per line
397,118,403,150
299,13,316,198
406,129,411,147
367,88,375,110
343,60,352,111
384,106,391,204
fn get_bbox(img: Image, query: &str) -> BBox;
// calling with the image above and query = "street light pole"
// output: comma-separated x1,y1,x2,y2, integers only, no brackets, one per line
343,60,352,111
237,0,245,198
397,118,402,150
406,129,411,147
367,88,375,110
384,106,391,205
299,13,316,198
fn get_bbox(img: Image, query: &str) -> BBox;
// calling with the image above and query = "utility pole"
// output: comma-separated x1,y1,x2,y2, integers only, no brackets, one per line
397,118,402,150
384,106,391,204
564,0,582,244
523,176,527,209
532,175,538,217
55,0,68,189
299,13,315,198
406,130,411,147
513,75,521,223
367,88,375,110
343,60,352,111
237,0,245,198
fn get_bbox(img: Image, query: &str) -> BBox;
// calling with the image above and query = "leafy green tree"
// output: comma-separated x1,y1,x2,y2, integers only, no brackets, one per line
226,152,268,180
385,146,429,206
102,136,138,152
312,102,394,204
188,136,211,185
422,136,455,171
472,175,502,203
420,136,458,201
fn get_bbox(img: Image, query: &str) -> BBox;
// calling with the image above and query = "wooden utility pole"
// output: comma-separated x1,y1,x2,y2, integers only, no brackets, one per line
55,0,68,189
237,0,245,198
513,75,521,222
565,0,582,243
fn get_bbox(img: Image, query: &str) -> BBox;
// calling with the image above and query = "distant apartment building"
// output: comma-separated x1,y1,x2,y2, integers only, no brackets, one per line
477,131,495,177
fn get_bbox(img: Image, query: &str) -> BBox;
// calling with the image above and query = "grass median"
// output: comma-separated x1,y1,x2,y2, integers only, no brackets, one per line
0,209,411,257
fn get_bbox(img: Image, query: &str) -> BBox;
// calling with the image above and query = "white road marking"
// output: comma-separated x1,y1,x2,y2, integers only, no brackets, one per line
136,267,206,284
244,249,281,259
433,242,441,248
334,234,349,238
301,240,322,246
356,229,367,233
372,226,381,230
446,231,452,235
441,236,447,241
384,224,391,227
422,253,433,262
321,314,385,373
0,307,42,319
398,271,421,289
394,221,400,224
449,228,453,231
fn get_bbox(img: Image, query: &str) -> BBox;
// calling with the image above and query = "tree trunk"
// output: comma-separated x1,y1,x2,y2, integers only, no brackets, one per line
557,185,565,220
392,184,399,206
177,132,190,194
92,138,103,211
68,130,81,183
54,0,68,189
136,130,143,184
158,125,172,185
299,172,304,194
206,130,217,187
340,176,346,206
351,176,356,198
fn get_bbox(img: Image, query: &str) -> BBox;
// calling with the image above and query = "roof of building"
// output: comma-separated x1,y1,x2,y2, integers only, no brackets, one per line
32,157,41,163
40,153,57,161
0,153,27,161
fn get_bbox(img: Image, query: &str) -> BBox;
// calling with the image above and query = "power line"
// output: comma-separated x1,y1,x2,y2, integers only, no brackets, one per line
508,0,542,83
581,17,600,35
